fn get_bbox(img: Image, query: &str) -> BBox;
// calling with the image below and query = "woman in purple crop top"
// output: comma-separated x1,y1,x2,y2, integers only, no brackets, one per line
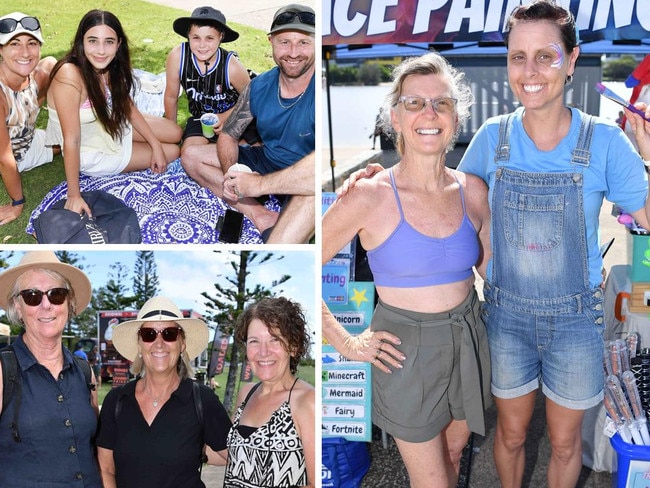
322,53,492,488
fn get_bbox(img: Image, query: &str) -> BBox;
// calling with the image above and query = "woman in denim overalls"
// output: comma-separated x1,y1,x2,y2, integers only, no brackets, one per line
459,2,650,487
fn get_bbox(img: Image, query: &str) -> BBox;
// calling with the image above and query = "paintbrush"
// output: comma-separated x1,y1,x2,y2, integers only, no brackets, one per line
595,82,650,123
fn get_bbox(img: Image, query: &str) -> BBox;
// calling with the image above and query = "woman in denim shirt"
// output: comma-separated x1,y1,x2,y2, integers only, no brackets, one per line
0,251,101,487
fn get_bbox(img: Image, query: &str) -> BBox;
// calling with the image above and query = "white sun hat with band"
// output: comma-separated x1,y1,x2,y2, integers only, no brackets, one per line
112,296,208,361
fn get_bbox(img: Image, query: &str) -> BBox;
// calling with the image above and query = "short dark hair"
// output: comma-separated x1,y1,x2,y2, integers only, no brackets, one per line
504,0,578,51
235,297,310,374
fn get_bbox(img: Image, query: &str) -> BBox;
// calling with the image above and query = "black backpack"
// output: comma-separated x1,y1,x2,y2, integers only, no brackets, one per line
33,190,142,244
0,345,94,442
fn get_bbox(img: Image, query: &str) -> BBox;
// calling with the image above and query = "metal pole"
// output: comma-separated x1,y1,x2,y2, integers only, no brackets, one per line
324,47,336,192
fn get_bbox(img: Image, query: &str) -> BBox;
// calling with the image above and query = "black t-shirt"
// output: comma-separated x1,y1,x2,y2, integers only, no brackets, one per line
97,377,231,488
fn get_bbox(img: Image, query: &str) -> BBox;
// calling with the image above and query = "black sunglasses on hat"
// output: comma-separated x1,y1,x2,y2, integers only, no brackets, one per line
272,11,315,28
0,16,40,34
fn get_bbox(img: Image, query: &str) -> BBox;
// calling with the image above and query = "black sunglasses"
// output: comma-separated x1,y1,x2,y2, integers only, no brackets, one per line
18,288,69,307
272,11,315,28
138,327,183,343
0,16,40,35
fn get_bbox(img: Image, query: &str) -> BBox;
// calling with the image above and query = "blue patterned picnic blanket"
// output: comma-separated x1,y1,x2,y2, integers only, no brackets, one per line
26,160,280,244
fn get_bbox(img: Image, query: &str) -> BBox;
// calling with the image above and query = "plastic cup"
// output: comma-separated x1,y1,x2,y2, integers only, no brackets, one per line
200,113,219,138
230,163,252,173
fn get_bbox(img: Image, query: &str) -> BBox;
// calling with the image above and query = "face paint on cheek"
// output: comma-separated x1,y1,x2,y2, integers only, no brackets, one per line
549,43,564,69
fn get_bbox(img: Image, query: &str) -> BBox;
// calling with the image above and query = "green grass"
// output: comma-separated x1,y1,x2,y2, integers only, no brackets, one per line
0,0,274,244
98,364,316,415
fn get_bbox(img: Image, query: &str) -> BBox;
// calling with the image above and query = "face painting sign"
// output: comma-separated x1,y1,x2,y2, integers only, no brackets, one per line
323,0,650,45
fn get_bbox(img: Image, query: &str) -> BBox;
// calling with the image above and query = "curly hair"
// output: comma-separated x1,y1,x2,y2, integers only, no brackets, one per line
50,9,133,141
235,297,310,375
380,52,473,155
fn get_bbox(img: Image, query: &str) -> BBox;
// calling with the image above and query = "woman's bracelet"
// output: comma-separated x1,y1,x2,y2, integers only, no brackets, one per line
11,197,25,206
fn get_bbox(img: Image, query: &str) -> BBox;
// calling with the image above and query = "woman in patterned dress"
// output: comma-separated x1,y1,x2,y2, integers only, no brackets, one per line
0,12,56,225
222,297,315,488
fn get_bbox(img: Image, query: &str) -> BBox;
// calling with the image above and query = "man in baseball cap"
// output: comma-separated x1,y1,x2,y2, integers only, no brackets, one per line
182,4,316,244
268,4,315,35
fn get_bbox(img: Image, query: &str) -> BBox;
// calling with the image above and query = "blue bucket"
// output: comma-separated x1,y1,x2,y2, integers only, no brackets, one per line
610,432,650,487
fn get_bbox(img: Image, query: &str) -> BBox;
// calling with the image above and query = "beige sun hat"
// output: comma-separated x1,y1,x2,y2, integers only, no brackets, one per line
0,251,91,314
112,296,208,361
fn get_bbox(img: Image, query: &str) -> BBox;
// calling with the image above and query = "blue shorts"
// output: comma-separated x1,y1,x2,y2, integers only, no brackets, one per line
482,284,605,410
237,145,279,175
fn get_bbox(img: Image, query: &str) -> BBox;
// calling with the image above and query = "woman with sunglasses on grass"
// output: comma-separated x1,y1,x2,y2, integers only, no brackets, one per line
96,296,231,488
46,9,182,218
321,53,492,487
0,251,102,487
0,12,57,226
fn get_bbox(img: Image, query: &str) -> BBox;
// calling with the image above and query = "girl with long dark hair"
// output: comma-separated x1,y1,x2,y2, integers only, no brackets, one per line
46,9,182,216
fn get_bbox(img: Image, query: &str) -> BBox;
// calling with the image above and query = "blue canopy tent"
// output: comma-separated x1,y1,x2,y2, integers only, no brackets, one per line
325,40,650,143
322,0,650,190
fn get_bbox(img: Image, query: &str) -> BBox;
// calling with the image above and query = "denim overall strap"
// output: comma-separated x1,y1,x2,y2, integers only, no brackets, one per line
489,112,593,305
571,114,595,167
495,113,515,163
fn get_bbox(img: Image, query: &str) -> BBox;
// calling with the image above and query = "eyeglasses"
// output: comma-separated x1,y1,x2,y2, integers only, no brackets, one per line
18,288,69,306
272,11,315,28
0,16,40,35
398,96,458,114
138,327,183,343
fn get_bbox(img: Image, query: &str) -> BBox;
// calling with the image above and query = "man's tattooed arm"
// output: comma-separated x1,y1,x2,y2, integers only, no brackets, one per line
222,82,254,140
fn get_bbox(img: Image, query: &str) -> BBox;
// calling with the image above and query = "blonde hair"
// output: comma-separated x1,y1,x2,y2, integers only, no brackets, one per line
380,52,473,154
6,268,77,326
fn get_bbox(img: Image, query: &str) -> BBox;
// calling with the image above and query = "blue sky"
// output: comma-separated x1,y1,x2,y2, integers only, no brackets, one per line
3,249,317,335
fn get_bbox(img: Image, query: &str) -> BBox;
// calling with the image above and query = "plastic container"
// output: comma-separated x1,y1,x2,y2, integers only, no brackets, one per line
610,432,650,487
200,113,219,138
627,230,650,282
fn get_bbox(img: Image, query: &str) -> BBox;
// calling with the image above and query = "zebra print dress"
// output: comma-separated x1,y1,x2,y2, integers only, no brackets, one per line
223,380,307,488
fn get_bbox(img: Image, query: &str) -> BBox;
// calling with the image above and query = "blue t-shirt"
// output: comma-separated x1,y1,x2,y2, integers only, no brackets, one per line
74,349,88,361
458,107,647,287
249,67,315,171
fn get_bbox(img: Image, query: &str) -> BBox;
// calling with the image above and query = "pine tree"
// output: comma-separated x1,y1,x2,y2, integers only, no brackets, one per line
133,250,160,308
201,250,290,412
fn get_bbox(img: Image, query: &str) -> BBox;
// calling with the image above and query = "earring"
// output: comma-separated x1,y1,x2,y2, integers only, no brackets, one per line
138,353,142,358
565,74,574,86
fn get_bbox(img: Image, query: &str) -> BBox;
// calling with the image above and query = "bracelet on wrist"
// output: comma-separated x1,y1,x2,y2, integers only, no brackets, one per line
11,197,25,206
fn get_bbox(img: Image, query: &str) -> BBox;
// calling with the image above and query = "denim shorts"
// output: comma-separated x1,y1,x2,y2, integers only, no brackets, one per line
482,284,605,409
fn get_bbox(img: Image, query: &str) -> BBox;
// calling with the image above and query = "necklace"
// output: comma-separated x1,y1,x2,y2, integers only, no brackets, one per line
277,82,306,110
146,378,179,408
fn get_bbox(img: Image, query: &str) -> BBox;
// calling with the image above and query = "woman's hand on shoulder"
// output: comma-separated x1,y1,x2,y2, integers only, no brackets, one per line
337,163,386,198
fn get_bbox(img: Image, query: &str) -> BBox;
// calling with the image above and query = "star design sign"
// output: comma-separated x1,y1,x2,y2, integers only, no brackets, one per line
349,287,369,308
